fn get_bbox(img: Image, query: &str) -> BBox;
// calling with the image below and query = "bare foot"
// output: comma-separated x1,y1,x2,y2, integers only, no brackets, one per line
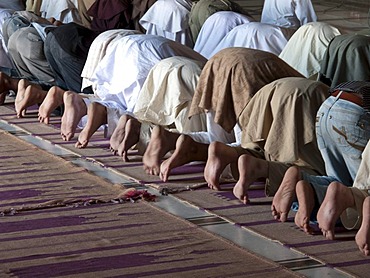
75,102,107,148
317,181,354,240
295,180,316,234
14,79,31,116
0,72,19,105
109,114,141,162
356,196,370,256
271,166,301,222
15,83,45,118
142,126,180,176
38,86,65,124
233,154,268,204
160,134,209,181
204,141,239,190
61,91,87,141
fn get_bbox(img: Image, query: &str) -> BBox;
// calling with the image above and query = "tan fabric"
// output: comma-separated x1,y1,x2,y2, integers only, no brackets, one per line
134,56,207,134
189,47,303,133
78,0,94,28
239,77,328,165
26,0,43,15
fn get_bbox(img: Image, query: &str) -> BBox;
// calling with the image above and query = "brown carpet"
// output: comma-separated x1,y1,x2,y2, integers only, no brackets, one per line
1,102,369,277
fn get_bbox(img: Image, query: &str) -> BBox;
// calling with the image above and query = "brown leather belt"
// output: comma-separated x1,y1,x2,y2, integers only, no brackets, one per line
331,90,363,107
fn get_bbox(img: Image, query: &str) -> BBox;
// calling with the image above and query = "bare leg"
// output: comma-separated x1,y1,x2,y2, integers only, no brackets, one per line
356,196,370,256
295,180,316,234
160,134,209,181
271,166,301,222
142,125,180,176
109,114,141,162
317,182,355,240
61,91,87,141
75,102,107,149
233,154,268,204
0,72,19,105
38,86,65,124
15,83,45,118
204,141,239,190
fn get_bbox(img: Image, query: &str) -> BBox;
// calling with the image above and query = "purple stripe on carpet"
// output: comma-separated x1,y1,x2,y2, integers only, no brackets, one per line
0,179,74,188
204,204,247,210
2,236,178,264
0,155,24,159
1,223,146,243
7,120,39,124
84,153,115,159
169,164,205,175
0,168,49,176
107,162,144,168
330,258,370,267
11,255,228,278
238,219,277,226
286,239,343,248
0,189,41,200
0,216,89,233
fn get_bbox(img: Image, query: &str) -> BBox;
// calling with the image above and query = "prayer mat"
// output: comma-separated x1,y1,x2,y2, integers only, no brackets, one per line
0,127,298,277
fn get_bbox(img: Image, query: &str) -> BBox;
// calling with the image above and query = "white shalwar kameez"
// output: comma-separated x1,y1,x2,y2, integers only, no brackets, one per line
279,22,341,79
193,11,254,59
134,56,207,134
84,34,206,136
139,0,194,48
39,0,83,24
209,22,294,58
261,0,317,29
81,29,142,91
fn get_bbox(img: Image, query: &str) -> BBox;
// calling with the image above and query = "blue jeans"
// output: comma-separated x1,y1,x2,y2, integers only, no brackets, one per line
303,94,370,204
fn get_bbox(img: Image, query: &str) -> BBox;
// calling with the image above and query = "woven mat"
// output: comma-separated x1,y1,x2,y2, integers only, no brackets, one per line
0,126,298,277
1,102,369,277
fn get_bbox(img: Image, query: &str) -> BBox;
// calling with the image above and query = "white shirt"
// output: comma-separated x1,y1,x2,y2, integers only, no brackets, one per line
81,29,141,91
261,0,317,29
279,22,341,79
90,34,206,113
40,0,82,24
193,11,254,59
139,0,194,47
210,22,294,58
